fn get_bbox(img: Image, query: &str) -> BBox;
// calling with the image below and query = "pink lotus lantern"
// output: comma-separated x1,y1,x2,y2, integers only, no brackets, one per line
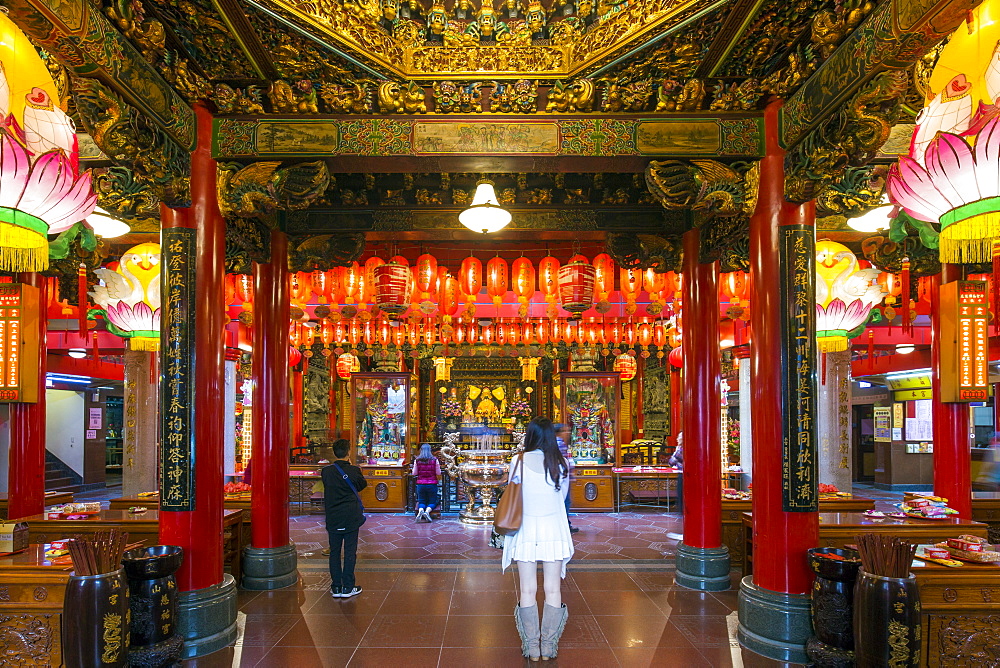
0,14,96,271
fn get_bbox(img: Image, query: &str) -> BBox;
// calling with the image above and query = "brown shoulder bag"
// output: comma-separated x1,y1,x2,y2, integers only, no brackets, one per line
493,455,523,535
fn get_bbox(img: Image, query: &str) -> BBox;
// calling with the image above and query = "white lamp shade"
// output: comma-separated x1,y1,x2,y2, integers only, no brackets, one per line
847,204,893,233
459,182,512,233
67,348,86,358
86,207,131,239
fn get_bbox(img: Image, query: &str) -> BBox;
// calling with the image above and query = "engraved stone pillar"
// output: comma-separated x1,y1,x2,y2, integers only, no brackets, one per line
817,350,852,492
122,349,159,496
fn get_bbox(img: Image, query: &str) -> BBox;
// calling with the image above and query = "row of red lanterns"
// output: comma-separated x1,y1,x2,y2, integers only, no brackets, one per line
288,317,679,349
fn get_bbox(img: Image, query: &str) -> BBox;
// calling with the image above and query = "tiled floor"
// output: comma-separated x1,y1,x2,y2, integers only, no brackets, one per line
290,511,684,562
87,485,906,667
180,564,799,668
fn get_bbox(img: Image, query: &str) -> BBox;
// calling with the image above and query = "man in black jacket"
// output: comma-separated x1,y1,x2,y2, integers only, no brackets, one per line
322,439,368,598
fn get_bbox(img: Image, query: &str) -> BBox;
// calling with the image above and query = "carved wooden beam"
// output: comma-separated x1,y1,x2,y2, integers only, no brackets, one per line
212,114,764,164
6,0,196,151
779,0,980,151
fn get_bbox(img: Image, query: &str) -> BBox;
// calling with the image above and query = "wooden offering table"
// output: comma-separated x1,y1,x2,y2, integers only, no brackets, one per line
570,464,615,512
613,467,681,510
972,492,1000,543
0,544,74,666
913,559,1000,666
359,464,407,512
19,508,248,582
722,496,875,566
0,491,74,519
108,495,252,512
741,512,990,574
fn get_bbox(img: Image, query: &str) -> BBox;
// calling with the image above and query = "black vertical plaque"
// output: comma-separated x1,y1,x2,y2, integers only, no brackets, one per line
779,225,818,512
160,228,197,511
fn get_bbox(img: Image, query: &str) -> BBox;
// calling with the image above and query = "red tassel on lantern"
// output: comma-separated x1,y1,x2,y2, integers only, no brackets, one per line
867,330,875,370
901,260,912,336
78,263,88,337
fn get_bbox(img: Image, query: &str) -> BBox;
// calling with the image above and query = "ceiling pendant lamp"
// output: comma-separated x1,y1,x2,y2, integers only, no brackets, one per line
459,180,512,234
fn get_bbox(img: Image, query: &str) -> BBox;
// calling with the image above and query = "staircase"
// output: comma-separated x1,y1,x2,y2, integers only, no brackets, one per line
45,452,82,493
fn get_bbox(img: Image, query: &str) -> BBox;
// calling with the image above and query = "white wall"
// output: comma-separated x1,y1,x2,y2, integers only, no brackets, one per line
46,390,85,476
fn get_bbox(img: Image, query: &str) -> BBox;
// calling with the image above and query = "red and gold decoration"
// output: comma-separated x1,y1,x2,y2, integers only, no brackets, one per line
939,280,989,401
336,352,361,380
613,352,637,380
374,260,412,316
557,259,595,316
0,282,40,401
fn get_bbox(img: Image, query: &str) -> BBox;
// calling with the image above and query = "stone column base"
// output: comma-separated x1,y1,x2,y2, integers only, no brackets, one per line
176,574,238,659
737,575,812,663
242,543,299,590
674,543,731,591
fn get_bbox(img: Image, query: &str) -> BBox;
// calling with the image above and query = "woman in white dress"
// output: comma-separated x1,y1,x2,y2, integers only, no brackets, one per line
503,417,574,661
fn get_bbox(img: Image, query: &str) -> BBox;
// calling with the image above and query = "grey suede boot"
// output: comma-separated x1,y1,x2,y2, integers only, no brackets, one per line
540,603,568,660
514,604,541,661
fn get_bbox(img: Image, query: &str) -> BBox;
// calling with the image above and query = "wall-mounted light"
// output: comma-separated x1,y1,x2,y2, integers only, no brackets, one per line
67,348,87,359
86,207,131,239
895,344,915,354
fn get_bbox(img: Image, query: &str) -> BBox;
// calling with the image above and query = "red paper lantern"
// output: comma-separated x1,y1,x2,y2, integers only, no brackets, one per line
506,322,520,346
721,271,747,303
522,322,535,345
668,346,683,368
592,253,615,301
454,324,466,344
486,256,509,310
557,260,596,315
459,255,482,309
336,353,360,379
289,346,302,367
225,274,237,305
320,319,334,347
374,261,412,315
536,320,550,345
416,254,438,300
637,322,652,347
378,319,390,346
289,272,312,304
289,322,302,347
643,269,667,297
235,274,253,310
311,270,329,303
512,257,535,305
301,324,316,347
539,256,560,303
363,320,374,346
614,353,637,380
439,274,460,321
620,267,641,298
361,257,384,306
393,325,405,347
348,320,361,346
652,323,666,348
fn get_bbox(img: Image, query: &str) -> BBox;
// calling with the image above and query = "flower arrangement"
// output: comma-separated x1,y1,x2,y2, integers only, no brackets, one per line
508,398,532,419
440,399,463,419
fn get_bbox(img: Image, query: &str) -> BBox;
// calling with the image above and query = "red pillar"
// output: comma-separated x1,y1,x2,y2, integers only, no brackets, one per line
681,228,722,548
159,102,226,591
931,266,972,518
8,274,47,520
251,230,291,549
749,101,819,595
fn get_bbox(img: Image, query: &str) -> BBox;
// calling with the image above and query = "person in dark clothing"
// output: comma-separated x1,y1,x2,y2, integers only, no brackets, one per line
322,439,368,598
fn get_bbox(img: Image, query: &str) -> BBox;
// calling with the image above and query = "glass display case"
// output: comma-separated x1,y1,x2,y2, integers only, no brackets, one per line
351,372,410,465
560,372,619,465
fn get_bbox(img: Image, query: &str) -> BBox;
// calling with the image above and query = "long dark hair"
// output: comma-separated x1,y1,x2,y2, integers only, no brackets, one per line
523,417,568,489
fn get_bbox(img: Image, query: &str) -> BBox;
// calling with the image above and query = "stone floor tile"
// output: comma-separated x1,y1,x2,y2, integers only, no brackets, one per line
359,614,448,647
348,647,442,667
443,614,523,647
255,646,357,667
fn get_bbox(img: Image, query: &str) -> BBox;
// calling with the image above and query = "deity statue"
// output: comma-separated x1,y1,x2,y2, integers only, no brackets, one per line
568,392,615,463
465,5,509,42
501,0,522,20
454,0,473,21
526,1,548,39
380,0,399,31
426,1,448,42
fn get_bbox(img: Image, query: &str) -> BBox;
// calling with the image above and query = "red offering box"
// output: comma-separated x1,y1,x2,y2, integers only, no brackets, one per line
948,538,984,552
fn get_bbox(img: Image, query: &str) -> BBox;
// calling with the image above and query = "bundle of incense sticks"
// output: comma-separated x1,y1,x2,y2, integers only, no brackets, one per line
855,533,918,578
66,529,132,576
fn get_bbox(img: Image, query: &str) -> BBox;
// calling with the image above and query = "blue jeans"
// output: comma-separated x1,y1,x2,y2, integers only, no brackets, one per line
416,483,439,510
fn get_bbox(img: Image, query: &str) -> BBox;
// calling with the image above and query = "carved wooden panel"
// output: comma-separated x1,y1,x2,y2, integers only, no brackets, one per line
926,614,1000,667
0,612,58,666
